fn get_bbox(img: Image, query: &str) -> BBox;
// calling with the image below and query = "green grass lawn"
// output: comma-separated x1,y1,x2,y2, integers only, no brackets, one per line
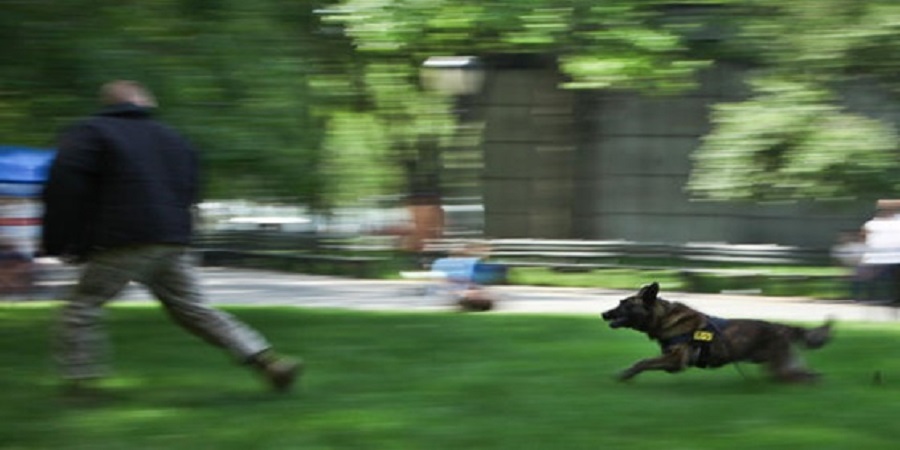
507,266,851,299
1,304,898,449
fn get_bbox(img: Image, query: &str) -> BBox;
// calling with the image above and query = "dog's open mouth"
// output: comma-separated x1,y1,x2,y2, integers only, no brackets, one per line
601,313,628,328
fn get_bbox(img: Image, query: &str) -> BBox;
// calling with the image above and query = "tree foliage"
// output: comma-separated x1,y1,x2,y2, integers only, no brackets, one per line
331,0,710,92
688,0,900,200
689,79,899,201
2,0,899,205
332,0,900,202
0,0,358,205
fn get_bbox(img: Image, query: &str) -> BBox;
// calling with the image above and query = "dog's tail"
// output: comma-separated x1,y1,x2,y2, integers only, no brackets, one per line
792,317,834,350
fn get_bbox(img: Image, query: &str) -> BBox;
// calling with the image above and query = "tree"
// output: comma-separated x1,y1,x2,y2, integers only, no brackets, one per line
331,0,900,202
330,0,709,92
0,0,361,205
325,0,714,206
688,0,900,201
4,1,899,205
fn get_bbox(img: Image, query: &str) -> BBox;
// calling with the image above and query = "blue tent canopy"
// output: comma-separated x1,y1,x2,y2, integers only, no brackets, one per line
0,146,56,197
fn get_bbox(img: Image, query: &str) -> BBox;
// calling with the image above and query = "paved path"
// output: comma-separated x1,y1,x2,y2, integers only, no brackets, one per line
103,267,900,323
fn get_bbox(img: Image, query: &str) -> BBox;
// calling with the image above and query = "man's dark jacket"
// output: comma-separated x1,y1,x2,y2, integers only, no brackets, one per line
42,104,199,258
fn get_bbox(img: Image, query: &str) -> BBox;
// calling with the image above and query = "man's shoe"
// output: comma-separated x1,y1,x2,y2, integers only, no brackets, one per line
263,357,302,392
250,350,303,393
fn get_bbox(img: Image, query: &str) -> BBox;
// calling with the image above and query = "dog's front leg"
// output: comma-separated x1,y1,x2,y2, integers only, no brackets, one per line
618,348,690,381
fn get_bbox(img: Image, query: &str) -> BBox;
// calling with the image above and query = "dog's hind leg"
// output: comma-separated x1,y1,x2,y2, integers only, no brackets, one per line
779,320,833,350
765,344,820,383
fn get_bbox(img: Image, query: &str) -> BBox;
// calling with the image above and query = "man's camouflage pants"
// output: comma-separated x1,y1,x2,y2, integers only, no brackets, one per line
57,245,271,380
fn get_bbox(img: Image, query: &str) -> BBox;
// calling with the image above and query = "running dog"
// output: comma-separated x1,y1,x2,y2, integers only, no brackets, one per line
600,282,833,382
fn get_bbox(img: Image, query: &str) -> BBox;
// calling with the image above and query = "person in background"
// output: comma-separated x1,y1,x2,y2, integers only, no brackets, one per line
401,150,444,269
42,80,300,393
0,238,32,297
860,199,900,303
831,229,873,302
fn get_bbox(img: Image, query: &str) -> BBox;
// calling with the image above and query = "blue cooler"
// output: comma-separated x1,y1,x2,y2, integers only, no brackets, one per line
431,257,507,286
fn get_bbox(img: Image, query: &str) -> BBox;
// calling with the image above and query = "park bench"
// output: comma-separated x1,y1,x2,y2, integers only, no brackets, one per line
193,231,386,278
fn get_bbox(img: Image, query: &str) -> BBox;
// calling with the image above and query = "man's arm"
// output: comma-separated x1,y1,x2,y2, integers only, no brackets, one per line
41,123,102,258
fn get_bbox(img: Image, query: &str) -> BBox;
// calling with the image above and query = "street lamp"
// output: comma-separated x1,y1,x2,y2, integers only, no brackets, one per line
416,56,487,239
420,56,485,97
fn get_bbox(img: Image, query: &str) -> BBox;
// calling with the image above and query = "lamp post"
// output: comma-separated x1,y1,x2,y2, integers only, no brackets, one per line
420,56,485,98
414,56,485,246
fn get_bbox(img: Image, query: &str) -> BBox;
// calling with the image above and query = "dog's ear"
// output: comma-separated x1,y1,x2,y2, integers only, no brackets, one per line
638,282,660,305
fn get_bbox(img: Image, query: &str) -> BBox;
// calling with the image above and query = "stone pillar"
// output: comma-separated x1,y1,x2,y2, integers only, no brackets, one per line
481,62,576,238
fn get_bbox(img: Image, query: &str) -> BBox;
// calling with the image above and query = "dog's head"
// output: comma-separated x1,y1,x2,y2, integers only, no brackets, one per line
601,282,660,332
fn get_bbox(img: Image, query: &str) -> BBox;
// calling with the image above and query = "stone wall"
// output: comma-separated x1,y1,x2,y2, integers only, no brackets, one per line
481,67,577,238
480,63,888,248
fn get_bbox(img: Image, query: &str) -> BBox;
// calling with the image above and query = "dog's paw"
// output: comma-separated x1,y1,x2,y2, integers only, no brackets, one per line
615,370,637,382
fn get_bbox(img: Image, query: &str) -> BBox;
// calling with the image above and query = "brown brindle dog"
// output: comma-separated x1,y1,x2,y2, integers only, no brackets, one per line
600,282,833,383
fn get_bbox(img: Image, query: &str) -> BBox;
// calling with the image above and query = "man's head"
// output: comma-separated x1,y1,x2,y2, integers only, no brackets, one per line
99,80,157,108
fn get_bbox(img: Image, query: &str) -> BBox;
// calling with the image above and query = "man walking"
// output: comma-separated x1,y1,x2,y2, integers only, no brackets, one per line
42,80,300,392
